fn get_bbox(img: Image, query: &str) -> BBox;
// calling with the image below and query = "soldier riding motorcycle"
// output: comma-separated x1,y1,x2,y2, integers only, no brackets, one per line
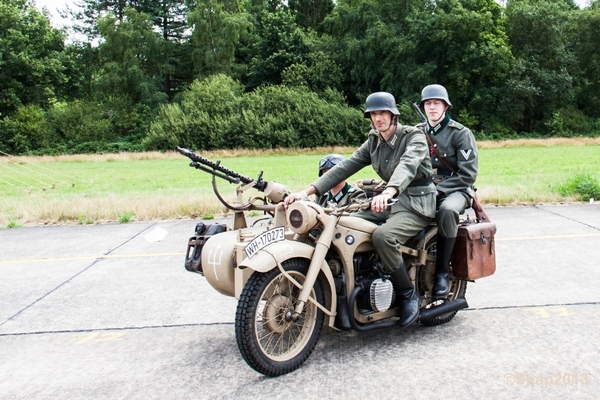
178,145,493,377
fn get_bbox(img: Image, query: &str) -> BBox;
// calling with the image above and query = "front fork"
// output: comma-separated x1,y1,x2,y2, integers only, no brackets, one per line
288,214,336,321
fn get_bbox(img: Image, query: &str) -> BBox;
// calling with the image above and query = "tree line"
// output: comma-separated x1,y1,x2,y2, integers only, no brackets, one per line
1,0,600,155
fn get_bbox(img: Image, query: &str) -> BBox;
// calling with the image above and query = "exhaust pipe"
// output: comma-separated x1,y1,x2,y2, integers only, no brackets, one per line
343,287,468,330
418,297,468,322
346,286,400,332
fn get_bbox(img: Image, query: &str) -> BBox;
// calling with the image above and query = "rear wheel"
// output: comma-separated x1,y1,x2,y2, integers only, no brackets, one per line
235,258,325,376
409,228,467,326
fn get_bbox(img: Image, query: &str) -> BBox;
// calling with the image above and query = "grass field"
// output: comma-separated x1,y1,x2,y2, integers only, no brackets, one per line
1,138,599,227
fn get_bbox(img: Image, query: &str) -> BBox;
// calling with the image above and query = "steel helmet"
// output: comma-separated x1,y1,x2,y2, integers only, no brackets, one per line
420,84,452,109
364,92,400,118
319,154,344,176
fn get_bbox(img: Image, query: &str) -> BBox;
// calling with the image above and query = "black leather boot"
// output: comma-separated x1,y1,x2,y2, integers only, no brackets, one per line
433,236,456,299
390,264,420,328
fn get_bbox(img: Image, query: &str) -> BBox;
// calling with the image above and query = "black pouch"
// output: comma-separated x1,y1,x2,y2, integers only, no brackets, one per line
184,222,228,274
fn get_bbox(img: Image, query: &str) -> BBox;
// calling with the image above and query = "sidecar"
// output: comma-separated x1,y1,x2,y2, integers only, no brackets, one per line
196,222,320,298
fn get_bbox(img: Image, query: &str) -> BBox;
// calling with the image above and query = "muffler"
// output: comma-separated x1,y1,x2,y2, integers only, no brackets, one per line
346,286,400,332
344,287,468,330
418,297,468,322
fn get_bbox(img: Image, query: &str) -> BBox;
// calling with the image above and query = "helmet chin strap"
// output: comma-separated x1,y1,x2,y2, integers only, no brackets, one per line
428,111,446,127
384,115,398,133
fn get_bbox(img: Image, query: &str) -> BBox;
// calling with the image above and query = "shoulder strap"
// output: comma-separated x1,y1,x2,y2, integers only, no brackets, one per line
421,125,457,174
471,194,491,223
421,127,490,223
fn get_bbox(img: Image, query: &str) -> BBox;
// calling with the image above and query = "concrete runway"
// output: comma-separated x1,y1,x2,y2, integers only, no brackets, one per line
1,204,599,399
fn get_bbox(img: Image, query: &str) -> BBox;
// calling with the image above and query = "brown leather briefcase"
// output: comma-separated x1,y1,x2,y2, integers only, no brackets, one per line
452,221,497,280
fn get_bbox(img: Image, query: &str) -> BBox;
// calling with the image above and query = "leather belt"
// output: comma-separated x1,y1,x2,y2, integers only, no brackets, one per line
436,167,454,176
409,176,433,187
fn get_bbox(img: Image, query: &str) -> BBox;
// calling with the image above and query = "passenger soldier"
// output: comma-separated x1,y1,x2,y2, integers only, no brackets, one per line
419,84,479,299
316,154,366,208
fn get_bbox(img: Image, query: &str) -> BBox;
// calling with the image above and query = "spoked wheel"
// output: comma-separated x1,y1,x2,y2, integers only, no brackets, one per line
409,228,467,326
235,258,325,376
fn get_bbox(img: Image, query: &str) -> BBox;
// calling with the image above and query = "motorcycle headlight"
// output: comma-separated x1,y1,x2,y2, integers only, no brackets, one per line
286,201,320,235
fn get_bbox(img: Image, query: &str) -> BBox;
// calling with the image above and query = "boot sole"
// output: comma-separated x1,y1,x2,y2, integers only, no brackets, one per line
398,296,420,328
432,291,450,300
398,312,419,328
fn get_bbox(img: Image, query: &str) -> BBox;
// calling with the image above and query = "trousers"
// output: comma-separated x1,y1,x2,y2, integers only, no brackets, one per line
436,190,470,238
354,208,432,273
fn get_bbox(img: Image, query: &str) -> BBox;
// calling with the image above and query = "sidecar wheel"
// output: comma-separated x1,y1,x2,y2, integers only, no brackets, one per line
413,231,468,326
235,258,325,376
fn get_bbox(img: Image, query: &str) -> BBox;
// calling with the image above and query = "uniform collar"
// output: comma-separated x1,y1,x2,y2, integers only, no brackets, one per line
329,182,352,203
372,124,400,148
428,113,450,136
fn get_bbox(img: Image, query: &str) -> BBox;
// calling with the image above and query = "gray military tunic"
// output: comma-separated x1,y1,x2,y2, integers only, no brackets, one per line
316,183,366,208
421,116,479,238
311,123,436,273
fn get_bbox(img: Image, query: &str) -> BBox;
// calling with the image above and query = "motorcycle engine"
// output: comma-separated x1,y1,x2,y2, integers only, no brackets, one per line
356,278,394,312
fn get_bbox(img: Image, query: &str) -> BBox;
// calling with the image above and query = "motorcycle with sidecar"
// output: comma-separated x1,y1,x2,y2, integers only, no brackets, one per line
178,147,484,377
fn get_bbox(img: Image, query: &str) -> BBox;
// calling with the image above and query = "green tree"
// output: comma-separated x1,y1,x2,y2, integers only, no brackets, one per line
505,0,575,133
0,104,52,153
281,50,344,96
189,0,252,79
246,8,311,89
95,8,167,107
58,41,100,102
140,0,197,100
144,74,245,150
94,7,168,141
321,0,404,104
144,74,365,151
0,0,67,117
72,0,195,101
567,5,600,118
71,0,138,38
288,0,334,31
400,0,513,132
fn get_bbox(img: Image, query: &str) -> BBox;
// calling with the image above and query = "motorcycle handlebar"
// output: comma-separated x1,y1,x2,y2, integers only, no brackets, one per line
323,198,398,214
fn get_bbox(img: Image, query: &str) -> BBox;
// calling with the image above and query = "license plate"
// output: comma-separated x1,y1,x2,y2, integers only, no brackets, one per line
245,226,285,259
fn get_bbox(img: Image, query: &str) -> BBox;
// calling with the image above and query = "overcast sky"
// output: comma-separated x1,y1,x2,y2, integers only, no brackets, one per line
35,0,76,27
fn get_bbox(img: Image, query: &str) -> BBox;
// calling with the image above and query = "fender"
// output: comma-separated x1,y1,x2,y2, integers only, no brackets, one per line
238,240,338,328
239,239,314,272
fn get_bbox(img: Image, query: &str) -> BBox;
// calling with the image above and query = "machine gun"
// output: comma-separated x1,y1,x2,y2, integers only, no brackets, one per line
176,146,268,191
175,147,288,225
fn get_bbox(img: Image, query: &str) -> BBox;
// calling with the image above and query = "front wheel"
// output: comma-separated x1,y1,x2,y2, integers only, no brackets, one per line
235,258,325,376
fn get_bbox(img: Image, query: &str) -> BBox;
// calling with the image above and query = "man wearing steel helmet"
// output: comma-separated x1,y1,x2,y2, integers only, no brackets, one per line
316,154,366,208
285,92,436,328
419,84,479,299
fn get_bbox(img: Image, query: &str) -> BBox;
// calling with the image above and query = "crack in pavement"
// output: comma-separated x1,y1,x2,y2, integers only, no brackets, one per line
1,301,598,337
0,223,157,327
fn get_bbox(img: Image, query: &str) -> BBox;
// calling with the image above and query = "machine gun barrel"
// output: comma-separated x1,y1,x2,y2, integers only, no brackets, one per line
175,146,267,191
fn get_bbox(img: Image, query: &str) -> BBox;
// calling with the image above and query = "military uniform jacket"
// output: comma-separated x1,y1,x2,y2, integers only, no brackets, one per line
421,119,478,198
317,183,366,208
312,124,435,218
